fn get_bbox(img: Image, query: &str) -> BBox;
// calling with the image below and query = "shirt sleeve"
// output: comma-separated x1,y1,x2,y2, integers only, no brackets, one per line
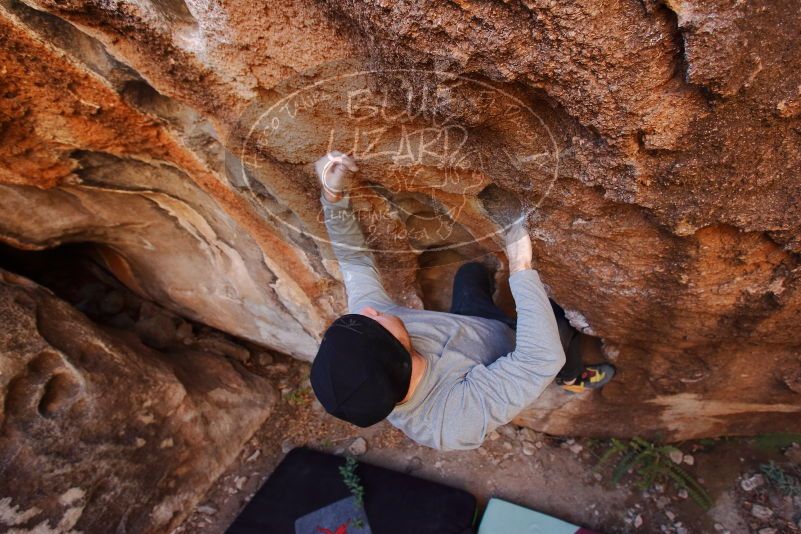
438,269,566,450
320,193,395,312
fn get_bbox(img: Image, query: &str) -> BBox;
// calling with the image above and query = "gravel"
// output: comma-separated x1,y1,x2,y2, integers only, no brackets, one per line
740,473,765,491
750,504,773,520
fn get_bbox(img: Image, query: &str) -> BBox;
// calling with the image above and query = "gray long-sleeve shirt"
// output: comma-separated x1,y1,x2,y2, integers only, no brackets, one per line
321,193,566,451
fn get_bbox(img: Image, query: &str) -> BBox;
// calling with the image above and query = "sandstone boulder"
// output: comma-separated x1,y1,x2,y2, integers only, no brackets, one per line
0,270,275,532
0,0,799,440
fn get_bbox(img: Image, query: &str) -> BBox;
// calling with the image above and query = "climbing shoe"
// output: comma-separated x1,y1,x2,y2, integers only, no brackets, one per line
557,363,615,393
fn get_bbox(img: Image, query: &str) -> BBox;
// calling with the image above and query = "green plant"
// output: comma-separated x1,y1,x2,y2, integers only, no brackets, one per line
283,386,311,406
596,437,713,510
760,461,801,497
339,456,365,508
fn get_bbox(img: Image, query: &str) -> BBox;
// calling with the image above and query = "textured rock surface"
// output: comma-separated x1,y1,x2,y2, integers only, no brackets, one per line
0,0,800,441
0,269,275,532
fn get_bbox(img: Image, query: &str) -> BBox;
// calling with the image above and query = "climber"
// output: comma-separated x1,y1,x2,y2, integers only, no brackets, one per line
309,152,615,451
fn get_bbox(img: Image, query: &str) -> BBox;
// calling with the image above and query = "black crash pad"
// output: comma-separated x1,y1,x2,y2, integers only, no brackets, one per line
226,447,476,534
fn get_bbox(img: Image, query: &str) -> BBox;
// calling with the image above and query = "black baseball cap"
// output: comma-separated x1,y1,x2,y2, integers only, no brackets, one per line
310,313,412,427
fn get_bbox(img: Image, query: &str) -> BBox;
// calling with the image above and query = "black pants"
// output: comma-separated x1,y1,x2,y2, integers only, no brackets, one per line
449,262,583,381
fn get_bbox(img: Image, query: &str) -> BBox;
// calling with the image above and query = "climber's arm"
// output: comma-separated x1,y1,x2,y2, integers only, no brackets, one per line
437,221,564,450
319,175,395,313
438,268,565,450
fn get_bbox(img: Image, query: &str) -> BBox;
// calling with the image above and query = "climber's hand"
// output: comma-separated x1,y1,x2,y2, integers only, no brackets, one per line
504,219,533,273
315,151,359,202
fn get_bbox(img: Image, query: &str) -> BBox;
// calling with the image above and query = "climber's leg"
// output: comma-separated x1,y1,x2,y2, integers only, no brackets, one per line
556,332,583,382
549,300,584,382
549,300,578,364
550,300,615,392
450,262,516,329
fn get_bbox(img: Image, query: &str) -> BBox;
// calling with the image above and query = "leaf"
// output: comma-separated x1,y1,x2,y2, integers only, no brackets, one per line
612,450,639,484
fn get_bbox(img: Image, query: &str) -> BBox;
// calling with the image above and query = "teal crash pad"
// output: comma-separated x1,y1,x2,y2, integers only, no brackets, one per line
478,498,600,534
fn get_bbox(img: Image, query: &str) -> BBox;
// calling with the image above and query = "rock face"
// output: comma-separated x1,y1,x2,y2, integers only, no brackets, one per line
0,269,275,532
0,0,799,441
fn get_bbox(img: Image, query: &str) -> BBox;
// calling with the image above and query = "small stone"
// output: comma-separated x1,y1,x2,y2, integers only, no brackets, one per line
434,461,444,469
503,442,512,450
713,524,724,531
522,443,536,456
518,428,538,442
254,351,274,366
535,441,544,449
677,489,688,499
682,454,694,465
656,496,671,509
195,333,250,363
281,439,295,453
108,312,135,329
675,526,688,534
593,472,603,482
489,431,500,441
497,425,517,440
569,443,584,454
740,474,765,492
234,476,247,490
665,511,676,521
348,437,367,456
246,450,261,462
175,321,193,343
266,363,290,374
634,514,643,528
197,505,217,515
750,504,773,520
100,290,125,315
757,528,776,534
136,312,177,349
669,450,684,464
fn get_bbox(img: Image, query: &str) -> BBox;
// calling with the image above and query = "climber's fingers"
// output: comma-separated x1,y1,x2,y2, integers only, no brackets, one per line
504,219,533,273
314,152,359,179
340,156,359,173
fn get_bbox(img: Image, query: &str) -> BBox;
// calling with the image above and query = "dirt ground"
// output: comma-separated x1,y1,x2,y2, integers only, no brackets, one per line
175,353,801,534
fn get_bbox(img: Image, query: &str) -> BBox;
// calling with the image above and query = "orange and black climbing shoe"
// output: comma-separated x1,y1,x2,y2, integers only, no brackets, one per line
557,364,615,393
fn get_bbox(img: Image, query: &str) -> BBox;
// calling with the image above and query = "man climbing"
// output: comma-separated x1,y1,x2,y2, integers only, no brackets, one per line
310,152,614,451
